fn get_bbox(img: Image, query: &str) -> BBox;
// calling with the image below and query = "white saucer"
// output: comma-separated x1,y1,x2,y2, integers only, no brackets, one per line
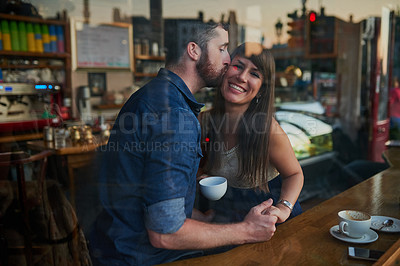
329,225,379,244
371,216,400,233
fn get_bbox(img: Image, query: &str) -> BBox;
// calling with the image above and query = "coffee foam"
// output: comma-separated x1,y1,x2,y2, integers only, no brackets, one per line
345,211,370,221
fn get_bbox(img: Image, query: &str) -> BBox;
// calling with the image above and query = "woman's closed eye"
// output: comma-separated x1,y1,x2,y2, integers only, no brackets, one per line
251,72,261,78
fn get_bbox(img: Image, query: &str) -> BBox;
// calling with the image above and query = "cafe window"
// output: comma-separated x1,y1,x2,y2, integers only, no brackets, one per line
1,0,397,264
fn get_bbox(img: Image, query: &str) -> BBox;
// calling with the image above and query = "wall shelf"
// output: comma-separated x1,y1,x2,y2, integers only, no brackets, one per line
133,55,165,80
0,63,64,70
0,13,72,96
0,51,70,59
0,13,66,25
135,55,165,61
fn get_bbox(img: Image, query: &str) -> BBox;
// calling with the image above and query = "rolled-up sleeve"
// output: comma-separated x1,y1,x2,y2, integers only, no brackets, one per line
144,197,186,233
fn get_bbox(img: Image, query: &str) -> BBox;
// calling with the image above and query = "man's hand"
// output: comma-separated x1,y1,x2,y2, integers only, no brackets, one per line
242,199,278,242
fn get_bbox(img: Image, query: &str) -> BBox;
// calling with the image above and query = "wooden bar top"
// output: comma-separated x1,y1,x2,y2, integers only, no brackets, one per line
165,150,400,265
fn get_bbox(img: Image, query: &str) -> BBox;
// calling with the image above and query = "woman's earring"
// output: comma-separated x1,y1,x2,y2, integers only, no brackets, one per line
256,97,260,104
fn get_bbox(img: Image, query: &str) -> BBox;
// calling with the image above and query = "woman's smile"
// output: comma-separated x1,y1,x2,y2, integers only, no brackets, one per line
228,82,247,93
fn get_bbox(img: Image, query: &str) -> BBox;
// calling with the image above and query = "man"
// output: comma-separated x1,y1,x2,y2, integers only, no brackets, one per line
89,22,278,265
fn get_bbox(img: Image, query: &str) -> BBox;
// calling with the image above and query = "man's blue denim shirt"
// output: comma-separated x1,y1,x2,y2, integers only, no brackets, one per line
89,69,204,265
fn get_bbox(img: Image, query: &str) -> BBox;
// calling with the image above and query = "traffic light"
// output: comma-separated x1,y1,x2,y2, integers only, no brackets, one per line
287,18,305,48
309,11,317,23
287,10,298,20
306,11,335,56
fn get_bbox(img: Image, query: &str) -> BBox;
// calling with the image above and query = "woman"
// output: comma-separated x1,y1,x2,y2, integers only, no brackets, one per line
197,42,304,224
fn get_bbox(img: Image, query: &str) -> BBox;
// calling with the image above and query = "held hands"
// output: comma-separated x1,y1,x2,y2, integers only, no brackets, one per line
243,199,278,242
267,204,291,224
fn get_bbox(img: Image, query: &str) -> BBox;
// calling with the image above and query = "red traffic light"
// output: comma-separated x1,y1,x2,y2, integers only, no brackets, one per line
309,11,317,22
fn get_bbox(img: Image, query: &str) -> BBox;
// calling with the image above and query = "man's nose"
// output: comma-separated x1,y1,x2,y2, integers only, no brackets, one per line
223,53,231,66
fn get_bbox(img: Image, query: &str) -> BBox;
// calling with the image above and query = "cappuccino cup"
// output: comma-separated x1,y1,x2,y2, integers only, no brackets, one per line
338,210,371,238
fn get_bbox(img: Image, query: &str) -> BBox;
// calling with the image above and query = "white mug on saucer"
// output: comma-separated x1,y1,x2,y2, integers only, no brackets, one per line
338,210,371,238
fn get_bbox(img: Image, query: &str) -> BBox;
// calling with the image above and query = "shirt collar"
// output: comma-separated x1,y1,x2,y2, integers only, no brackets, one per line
157,68,204,116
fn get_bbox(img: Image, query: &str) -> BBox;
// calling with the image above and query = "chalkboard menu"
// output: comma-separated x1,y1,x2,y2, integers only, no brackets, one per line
74,22,132,69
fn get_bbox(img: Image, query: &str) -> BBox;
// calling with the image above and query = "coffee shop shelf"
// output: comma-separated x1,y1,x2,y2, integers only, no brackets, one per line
0,51,70,59
0,13,67,25
0,13,72,96
133,55,165,79
0,62,65,70
135,55,165,61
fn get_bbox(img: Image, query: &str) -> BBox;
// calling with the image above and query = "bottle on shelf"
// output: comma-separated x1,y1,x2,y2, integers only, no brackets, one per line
18,21,27,51
56,25,64,53
26,22,36,52
42,24,50,53
49,25,57,53
34,23,43,53
0,24,3,50
10,20,20,51
1,20,11,51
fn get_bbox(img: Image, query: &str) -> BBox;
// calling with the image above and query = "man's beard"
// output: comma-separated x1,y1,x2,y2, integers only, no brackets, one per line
196,51,226,87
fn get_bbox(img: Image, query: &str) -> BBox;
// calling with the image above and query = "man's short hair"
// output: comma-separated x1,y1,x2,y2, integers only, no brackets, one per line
165,21,229,67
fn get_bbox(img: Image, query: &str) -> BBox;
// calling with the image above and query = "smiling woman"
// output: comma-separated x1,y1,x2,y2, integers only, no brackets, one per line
198,42,304,224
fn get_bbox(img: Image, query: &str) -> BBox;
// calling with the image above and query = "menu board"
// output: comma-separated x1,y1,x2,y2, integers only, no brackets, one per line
75,22,132,69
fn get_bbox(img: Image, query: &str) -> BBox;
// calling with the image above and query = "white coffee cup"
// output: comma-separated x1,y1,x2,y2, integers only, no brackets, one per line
199,176,227,201
338,210,371,238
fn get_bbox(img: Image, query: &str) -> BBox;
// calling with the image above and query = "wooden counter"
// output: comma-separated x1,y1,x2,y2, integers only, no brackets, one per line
165,149,400,265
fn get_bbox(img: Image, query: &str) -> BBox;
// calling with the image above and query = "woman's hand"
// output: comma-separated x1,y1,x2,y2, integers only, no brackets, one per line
264,204,291,223
197,174,210,181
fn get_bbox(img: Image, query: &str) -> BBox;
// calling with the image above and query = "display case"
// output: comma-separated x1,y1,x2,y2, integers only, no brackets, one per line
276,110,333,159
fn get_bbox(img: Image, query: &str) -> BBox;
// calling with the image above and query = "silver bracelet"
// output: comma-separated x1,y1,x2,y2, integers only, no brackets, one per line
277,199,293,212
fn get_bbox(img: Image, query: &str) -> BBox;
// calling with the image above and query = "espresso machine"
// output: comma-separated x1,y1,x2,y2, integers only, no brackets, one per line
0,83,62,132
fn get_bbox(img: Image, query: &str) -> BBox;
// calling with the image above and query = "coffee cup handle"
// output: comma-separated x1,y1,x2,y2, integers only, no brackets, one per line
339,221,350,236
